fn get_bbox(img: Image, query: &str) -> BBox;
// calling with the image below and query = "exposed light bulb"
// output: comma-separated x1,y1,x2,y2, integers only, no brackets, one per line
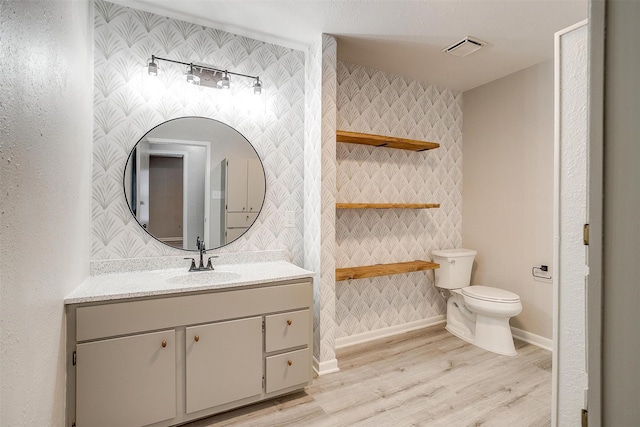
185,64,200,85
217,71,230,90
147,57,158,76
253,77,262,95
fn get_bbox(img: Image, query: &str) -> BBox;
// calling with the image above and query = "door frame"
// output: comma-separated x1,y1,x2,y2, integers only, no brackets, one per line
586,1,605,424
552,19,591,426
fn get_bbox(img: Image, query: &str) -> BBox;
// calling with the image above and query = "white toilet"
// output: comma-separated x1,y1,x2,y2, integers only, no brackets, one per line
432,248,522,356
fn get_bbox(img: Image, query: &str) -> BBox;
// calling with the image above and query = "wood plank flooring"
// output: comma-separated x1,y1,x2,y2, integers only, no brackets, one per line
185,324,552,427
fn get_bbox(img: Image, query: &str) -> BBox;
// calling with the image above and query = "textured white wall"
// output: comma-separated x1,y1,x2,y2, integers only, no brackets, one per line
0,1,93,425
556,22,588,427
335,62,463,339
91,0,306,263
462,61,555,340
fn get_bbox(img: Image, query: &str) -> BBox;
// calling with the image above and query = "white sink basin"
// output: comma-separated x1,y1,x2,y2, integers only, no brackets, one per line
165,271,241,286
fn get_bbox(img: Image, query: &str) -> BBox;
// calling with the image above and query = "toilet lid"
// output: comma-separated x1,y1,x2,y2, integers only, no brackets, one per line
462,286,520,303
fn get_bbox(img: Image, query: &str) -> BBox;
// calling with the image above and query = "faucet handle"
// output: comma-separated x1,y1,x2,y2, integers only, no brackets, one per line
206,255,219,270
184,257,197,271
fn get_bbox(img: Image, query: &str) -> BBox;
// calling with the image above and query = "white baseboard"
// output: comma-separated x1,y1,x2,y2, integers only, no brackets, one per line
312,356,339,376
334,315,446,350
511,326,553,352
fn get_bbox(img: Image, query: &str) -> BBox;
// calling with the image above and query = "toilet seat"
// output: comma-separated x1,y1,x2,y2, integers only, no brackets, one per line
461,285,520,303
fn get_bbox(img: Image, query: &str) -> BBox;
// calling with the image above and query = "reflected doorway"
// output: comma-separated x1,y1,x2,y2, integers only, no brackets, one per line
149,155,184,247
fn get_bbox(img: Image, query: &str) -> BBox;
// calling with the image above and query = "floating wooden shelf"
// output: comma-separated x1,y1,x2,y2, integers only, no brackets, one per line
336,203,440,209
335,260,439,281
336,130,440,152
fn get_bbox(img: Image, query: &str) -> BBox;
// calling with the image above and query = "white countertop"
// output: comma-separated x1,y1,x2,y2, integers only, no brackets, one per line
65,252,315,304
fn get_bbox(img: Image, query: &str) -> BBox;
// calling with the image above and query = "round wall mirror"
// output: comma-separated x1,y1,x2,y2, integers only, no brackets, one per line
124,117,266,251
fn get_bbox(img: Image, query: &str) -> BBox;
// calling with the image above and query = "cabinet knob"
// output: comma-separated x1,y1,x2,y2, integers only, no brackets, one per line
194,335,200,342
161,340,167,348
286,319,292,326
287,360,293,366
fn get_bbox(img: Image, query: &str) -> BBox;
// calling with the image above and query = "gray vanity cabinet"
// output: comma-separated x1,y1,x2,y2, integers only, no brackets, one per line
66,279,313,427
185,317,263,413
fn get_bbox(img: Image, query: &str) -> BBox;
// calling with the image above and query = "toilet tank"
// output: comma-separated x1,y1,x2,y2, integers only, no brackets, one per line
431,249,477,289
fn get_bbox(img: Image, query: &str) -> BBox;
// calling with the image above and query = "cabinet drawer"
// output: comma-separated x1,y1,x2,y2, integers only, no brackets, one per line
265,348,310,394
265,309,310,352
227,212,258,227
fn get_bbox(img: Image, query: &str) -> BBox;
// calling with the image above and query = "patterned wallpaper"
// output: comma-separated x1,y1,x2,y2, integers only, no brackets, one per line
91,0,463,355
335,61,463,339
92,0,306,263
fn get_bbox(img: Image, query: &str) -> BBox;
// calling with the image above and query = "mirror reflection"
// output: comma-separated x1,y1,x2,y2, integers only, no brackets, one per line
124,117,266,251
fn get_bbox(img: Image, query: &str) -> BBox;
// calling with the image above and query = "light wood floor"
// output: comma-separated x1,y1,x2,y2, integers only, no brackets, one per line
186,323,552,427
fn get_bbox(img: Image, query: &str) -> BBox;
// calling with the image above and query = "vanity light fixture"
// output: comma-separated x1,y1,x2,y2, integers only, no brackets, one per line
217,70,231,90
146,55,261,94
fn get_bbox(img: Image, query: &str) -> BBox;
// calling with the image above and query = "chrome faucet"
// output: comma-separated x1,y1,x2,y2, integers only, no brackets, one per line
197,236,206,268
184,236,218,272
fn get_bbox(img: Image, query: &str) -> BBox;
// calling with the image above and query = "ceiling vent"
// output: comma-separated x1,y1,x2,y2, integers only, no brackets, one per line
443,36,486,57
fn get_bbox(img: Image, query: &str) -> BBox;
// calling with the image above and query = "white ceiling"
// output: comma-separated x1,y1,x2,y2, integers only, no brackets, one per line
115,0,587,92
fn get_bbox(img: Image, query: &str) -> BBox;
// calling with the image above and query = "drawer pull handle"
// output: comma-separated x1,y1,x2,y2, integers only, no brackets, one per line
287,319,292,326
161,340,167,348
194,335,200,342
287,360,293,366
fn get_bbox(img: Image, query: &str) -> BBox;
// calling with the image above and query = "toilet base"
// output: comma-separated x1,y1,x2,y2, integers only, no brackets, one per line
474,313,517,356
446,324,475,346
445,291,518,356
446,317,517,356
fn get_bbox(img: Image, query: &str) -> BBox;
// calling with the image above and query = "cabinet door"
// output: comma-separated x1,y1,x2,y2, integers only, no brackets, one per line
76,330,176,427
225,226,248,243
226,158,248,212
246,158,265,213
186,317,263,414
